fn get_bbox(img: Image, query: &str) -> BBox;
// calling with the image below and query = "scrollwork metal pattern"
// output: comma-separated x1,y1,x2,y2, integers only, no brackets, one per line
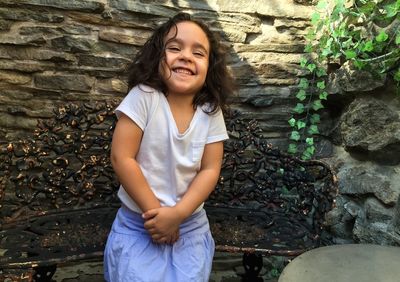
206,110,338,255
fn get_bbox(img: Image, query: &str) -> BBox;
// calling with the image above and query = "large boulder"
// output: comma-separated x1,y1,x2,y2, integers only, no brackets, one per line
340,97,400,165
327,61,386,94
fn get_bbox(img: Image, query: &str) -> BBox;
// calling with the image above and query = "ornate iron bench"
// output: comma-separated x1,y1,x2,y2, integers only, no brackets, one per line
0,102,337,281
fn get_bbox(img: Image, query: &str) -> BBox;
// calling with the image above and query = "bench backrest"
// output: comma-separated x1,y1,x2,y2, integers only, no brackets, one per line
0,101,120,223
0,102,338,257
207,110,338,254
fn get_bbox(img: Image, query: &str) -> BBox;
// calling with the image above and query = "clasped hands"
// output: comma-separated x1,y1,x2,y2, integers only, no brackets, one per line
142,206,183,245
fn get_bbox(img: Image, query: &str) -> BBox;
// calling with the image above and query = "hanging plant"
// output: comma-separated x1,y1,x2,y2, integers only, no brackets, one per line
288,0,400,160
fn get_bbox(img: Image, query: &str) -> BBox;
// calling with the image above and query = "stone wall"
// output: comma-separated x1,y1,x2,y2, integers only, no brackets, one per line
0,0,315,151
323,65,400,246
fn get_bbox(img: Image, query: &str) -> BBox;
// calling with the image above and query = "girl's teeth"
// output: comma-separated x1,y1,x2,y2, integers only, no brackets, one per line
175,69,192,75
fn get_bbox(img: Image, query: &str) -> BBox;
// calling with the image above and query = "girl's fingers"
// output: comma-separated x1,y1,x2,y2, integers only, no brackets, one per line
152,234,177,244
151,234,162,240
153,235,168,244
169,233,177,244
142,209,158,220
143,218,156,229
146,227,156,235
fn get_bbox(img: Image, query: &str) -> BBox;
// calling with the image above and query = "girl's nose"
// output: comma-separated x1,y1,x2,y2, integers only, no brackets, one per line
179,49,193,62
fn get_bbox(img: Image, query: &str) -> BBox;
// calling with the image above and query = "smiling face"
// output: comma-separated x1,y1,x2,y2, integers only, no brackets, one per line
159,21,210,99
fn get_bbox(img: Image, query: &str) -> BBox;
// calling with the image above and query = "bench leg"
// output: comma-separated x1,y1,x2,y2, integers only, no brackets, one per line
33,265,57,282
241,253,264,282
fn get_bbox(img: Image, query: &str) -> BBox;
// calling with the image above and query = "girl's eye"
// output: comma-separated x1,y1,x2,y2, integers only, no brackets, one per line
193,52,205,57
167,46,180,52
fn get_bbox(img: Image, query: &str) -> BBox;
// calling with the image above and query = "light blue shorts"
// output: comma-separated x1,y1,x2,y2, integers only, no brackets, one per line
103,205,215,282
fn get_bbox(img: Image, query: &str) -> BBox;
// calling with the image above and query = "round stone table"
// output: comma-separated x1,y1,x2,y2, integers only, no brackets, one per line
279,244,400,282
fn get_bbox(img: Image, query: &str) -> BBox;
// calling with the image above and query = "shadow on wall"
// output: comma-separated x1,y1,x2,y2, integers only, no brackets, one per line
111,0,314,149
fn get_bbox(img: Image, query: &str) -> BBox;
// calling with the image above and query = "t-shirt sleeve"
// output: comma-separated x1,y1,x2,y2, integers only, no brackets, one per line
115,85,153,130
206,109,229,144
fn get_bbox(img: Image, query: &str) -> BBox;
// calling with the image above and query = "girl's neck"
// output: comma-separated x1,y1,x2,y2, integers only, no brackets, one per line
166,92,195,108
165,93,196,135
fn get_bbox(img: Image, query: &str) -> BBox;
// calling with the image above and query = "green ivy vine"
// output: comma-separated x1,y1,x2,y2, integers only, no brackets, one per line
288,0,400,160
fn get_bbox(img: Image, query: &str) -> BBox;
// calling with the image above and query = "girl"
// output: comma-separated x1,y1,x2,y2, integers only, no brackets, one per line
104,12,234,282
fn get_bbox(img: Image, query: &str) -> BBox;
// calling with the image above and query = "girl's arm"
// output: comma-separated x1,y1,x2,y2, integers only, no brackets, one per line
111,114,161,212
175,140,224,218
143,141,223,240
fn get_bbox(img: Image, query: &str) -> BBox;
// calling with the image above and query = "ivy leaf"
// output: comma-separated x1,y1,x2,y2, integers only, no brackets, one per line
316,68,327,77
321,47,332,57
359,2,375,14
345,50,357,59
308,125,320,134
332,28,340,39
384,2,398,18
312,99,324,111
396,34,400,45
311,12,321,25
326,37,333,47
302,145,315,160
307,63,316,72
310,114,320,124
292,0,400,160
288,118,296,127
300,57,308,67
331,1,345,21
321,47,330,56
333,51,342,59
297,120,306,130
317,80,326,89
296,89,307,101
288,144,297,154
306,31,316,41
394,69,400,82
304,43,313,52
376,31,389,42
302,154,310,160
294,103,305,114
302,151,311,160
315,20,325,33
299,78,309,89
319,91,328,100
342,38,353,49
280,186,289,195
354,60,366,70
306,145,315,155
317,0,328,9
362,40,374,52
349,11,361,17
290,131,301,141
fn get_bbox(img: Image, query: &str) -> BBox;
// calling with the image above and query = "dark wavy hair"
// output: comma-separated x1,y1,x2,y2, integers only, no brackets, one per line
126,12,234,115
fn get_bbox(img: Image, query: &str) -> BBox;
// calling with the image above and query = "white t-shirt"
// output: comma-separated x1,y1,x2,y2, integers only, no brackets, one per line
115,84,229,214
